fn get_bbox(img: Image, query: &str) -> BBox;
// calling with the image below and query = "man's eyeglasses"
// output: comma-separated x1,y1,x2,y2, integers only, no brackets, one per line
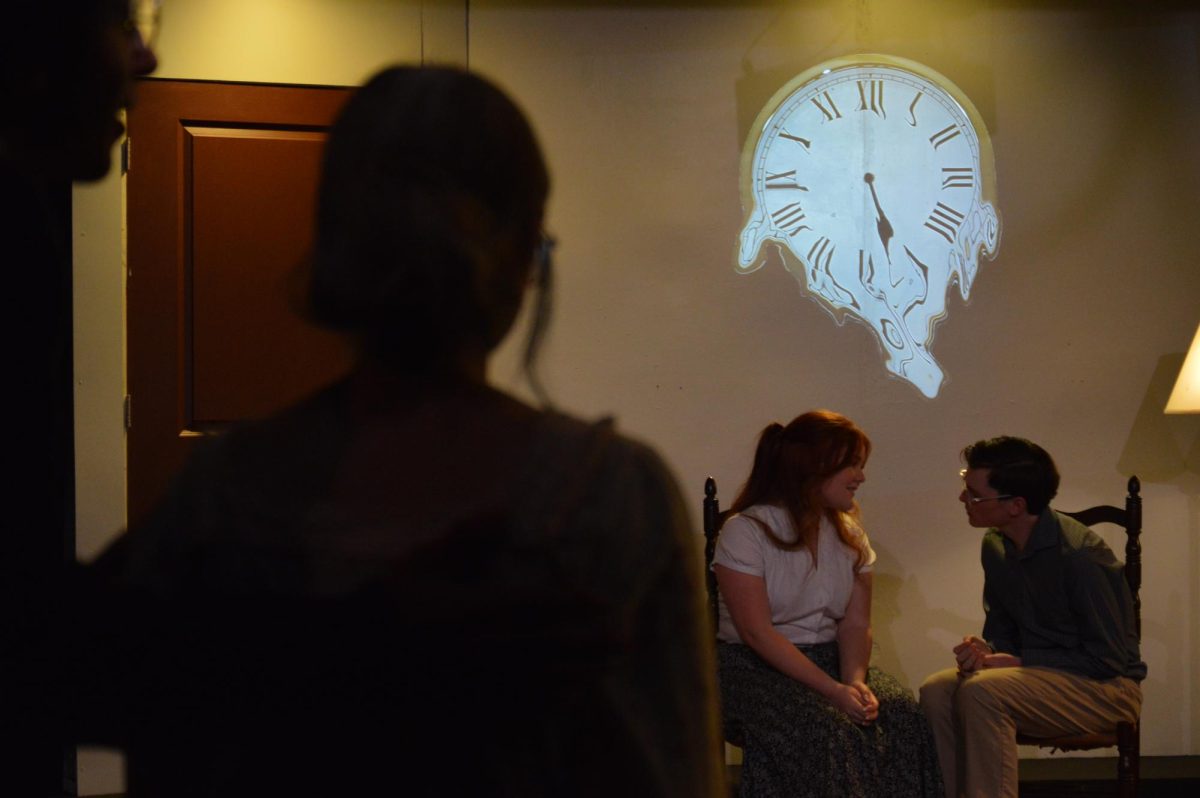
959,468,1015,504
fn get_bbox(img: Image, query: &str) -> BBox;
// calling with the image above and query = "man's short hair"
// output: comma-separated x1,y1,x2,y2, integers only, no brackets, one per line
962,436,1060,515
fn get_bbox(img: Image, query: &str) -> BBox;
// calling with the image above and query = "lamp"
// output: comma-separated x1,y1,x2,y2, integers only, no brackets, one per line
1165,322,1200,413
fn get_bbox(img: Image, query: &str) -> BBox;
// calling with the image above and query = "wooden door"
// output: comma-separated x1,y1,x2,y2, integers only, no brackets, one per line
126,79,353,526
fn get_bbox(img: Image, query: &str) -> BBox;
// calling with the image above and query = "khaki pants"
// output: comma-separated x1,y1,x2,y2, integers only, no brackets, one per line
918,666,1141,798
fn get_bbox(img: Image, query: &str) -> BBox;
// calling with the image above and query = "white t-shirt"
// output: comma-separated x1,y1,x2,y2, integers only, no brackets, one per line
711,504,875,645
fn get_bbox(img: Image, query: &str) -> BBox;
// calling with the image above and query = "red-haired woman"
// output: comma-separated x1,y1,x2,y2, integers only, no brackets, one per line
713,410,941,797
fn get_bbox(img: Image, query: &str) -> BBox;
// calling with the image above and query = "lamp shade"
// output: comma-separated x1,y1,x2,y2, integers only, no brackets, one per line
1165,323,1200,414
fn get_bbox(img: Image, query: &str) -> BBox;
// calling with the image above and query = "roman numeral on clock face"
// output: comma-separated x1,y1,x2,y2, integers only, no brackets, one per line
857,80,885,117
807,236,835,270
765,170,808,190
778,131,812,150
925,202,965,243
906,92,923,127
771,202,812,236
811,92,842,122
929,124,961,150
941,167,973,189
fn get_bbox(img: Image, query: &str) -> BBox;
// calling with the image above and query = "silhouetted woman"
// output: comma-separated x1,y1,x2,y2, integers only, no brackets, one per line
712,410,941,797
88,66,723,798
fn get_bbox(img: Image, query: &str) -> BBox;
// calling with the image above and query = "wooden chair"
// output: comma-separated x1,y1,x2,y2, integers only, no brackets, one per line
703,476,747,748
705,475,1145,795
1014,475,1143,798
702,477,725,633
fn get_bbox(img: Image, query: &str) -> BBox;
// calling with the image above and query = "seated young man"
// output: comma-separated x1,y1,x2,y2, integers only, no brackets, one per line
919,436,1145,798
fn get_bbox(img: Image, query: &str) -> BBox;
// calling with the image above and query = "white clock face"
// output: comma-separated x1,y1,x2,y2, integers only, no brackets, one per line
737,56,1000,398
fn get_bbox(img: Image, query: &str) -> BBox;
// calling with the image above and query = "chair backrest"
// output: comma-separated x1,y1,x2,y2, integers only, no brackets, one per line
1063,475,1143,638
702,476,724,632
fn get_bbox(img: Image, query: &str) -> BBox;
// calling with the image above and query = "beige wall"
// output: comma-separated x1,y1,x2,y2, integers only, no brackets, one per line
475,0,1200,761
73,0,1199,792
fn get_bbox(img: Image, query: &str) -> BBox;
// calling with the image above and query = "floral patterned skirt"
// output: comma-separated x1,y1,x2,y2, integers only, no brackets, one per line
717,641,943,798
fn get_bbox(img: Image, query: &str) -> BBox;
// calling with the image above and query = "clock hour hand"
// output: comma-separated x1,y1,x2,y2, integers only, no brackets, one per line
864,172,893,262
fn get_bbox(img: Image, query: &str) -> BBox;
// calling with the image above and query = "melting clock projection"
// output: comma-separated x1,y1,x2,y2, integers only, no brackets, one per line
737,55,1000,398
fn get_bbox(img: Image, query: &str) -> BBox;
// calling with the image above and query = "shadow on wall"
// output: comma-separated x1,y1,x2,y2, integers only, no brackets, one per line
1118,350,1200,755
1118,352,1200,484
870,541,979,687
1139,593,1188,748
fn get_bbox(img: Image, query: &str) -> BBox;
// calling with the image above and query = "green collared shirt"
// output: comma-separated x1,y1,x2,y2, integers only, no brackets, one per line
980,509,1146,680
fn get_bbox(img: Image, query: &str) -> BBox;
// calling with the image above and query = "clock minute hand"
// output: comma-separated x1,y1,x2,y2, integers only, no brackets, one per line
864,172,894,262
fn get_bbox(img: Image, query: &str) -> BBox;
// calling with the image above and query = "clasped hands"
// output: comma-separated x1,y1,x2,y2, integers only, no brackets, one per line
829,680,879,725
954,635,1022,674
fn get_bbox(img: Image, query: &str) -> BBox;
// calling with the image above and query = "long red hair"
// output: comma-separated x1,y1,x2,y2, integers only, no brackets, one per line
727,410,871,568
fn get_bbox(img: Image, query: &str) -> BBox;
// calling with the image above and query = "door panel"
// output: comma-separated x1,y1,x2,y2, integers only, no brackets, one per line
189,126,342,424
127,79,353,525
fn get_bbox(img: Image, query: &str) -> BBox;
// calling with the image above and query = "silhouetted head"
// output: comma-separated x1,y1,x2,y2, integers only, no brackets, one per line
309,66,551,375
961,436,1059,515
1,1,158,181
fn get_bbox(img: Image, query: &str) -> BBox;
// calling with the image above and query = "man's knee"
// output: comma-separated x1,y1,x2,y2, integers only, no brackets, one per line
919,667,959,713
952,671,1016,726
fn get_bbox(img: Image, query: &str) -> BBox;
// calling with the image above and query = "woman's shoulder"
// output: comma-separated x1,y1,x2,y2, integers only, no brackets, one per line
517,410,686,529
168,380,352,504
730,503,780,521
828,511,875,571
196,379,350,458
514,412,692,595
722,504,787,539
529,410,675,486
